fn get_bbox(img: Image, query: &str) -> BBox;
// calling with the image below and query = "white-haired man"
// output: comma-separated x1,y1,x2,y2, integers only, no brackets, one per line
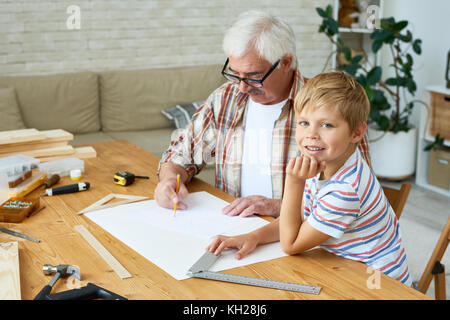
155,10,370,217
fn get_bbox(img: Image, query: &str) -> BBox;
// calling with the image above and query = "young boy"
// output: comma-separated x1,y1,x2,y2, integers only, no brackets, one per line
207,71,412,286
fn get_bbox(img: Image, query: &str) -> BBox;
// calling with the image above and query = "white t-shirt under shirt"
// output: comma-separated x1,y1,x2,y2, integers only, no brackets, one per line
240,98,287,198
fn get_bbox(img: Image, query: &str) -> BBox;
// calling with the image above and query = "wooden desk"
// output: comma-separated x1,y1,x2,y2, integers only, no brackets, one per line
2,140,429,300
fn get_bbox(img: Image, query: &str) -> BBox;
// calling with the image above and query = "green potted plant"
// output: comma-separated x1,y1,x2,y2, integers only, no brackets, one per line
316,5,427,179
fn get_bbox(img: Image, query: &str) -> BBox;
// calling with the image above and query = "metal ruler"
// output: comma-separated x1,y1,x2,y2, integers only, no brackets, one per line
0,227,41,243
187,251,322,295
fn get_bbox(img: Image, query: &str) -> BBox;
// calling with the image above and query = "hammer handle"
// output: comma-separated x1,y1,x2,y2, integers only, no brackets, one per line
33,285,53,300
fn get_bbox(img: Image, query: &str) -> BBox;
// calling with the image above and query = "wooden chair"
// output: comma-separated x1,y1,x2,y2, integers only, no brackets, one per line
416,218,449,300
383,183,412,219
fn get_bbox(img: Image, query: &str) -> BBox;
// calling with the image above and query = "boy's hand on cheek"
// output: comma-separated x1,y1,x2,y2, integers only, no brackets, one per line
286,155,326,183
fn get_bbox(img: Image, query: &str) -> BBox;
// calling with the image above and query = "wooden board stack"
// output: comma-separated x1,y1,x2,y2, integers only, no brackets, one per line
0,129,96,162
0,241,21,300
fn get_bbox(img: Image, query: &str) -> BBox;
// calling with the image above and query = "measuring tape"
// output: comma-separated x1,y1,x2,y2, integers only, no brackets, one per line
114,171,149,186
187,251,322,295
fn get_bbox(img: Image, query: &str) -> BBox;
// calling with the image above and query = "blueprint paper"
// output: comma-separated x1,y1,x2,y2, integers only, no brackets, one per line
85,191,287,280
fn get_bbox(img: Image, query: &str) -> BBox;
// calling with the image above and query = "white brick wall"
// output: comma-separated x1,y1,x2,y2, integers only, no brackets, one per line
0,0,332,77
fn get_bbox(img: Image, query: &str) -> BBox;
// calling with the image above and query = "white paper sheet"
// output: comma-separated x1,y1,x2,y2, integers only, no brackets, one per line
85,191,287,280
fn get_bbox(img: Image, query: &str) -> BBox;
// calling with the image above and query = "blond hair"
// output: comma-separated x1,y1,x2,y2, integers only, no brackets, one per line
294,71,370,132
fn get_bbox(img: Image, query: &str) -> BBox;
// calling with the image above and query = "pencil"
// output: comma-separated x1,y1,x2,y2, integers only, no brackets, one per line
173,174,180,217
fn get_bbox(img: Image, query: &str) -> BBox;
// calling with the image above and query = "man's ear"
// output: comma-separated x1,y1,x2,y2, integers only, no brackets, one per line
352,122,367,143
281,55,293,72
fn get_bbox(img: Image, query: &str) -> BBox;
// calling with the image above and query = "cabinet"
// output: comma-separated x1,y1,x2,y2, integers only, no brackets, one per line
415,86,450,197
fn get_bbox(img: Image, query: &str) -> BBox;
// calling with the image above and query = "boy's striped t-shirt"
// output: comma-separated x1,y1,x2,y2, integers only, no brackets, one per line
303,148,412,286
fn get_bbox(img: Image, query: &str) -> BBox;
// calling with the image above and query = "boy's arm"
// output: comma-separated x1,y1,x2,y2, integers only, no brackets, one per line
279,156,330,254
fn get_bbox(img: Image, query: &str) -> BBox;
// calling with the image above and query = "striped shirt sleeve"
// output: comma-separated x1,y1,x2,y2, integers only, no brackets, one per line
159,94,217,181
307,182,361,238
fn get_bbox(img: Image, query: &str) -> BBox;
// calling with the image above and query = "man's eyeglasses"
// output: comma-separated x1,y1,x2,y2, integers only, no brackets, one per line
221,58,280,88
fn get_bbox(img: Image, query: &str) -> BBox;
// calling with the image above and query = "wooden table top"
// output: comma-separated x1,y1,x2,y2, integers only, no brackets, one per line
2,140,430,300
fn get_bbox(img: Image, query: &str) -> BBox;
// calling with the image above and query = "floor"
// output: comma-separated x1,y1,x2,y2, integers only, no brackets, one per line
381,178,449,300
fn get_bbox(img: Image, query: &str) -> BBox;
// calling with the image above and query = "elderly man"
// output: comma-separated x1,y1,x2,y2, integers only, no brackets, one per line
155,10,370,217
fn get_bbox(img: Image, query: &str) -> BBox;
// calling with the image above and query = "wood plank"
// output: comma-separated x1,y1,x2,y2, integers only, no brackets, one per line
0,141,68,154
0,145,75,158
0,129,46,145
39,129,73,143
0,241,21,300
38,146,96,162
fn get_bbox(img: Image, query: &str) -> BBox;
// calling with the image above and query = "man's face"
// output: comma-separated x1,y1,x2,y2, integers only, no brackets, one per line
227,49,292,105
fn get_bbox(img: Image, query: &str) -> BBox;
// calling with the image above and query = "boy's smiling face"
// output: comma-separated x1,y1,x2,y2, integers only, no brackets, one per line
295,103,365,179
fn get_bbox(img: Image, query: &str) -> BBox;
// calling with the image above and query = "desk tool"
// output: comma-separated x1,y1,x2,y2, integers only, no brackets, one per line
188,251,322,295
114,171,149,186
74,225,132,279
42,182,90,196
34,264,81,300
77,193,149,215
0,227,40,243
41,174,60,189
33,264,126,300
0,197,40,223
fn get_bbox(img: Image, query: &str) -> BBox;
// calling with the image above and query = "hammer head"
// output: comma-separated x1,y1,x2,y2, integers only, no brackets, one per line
43,264,81,280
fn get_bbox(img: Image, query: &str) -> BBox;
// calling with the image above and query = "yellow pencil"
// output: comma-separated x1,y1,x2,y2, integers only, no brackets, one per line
173,174,180,217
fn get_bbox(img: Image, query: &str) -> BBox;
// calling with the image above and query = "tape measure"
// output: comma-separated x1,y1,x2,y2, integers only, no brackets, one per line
187,251,322,295
113,171,149,186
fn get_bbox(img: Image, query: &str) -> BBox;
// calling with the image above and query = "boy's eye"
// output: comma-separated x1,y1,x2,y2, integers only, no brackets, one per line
298,121,309,126
322,123,333,128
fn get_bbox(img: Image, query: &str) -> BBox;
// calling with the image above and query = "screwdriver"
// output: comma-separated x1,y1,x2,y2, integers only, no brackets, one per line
42,182,90,196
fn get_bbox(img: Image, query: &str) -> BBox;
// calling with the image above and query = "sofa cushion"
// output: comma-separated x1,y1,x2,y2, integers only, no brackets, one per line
99,65,224,132
161,101,203,129
104,128,175,157
0,72,100,134
71,131,116,146
0,87,26,131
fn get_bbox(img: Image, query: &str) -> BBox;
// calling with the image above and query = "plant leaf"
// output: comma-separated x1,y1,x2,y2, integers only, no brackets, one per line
393,20,408,31
372,40,383,53
316,7,327,18
325,4,333,18
413,39,422,54
367,66,382,85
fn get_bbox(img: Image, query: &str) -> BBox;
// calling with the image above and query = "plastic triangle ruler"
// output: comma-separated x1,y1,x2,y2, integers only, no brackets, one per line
187,251,322,295
77,193,149,215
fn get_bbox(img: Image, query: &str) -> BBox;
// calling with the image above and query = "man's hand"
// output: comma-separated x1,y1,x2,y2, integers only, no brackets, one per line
222,196,281,217
154,178,189,210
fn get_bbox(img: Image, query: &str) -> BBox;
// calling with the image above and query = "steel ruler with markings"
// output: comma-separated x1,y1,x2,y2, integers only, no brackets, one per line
187,251,322,295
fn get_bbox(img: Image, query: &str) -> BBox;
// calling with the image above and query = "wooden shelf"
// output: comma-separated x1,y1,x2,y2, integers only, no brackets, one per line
415,86,450,198
338,27,374,34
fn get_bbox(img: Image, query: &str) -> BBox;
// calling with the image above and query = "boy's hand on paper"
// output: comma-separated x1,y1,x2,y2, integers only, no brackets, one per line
154,178,189,210
206,233,258,260
286,155,326,182
222,196,281,218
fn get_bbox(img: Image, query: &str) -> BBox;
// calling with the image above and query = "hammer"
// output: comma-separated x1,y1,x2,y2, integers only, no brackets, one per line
33,264,81,300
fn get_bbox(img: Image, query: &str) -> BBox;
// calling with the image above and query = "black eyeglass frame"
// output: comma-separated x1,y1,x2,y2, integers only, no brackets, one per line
221,58,281,88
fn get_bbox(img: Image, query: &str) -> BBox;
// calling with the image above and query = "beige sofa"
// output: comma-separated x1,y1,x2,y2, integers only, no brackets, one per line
0,65,225,184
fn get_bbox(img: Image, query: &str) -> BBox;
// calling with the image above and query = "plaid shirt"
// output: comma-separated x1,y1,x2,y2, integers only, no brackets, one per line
160,70,371,199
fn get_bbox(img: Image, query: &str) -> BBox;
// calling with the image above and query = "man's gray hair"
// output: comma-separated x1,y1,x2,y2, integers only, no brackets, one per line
223,10,297,70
